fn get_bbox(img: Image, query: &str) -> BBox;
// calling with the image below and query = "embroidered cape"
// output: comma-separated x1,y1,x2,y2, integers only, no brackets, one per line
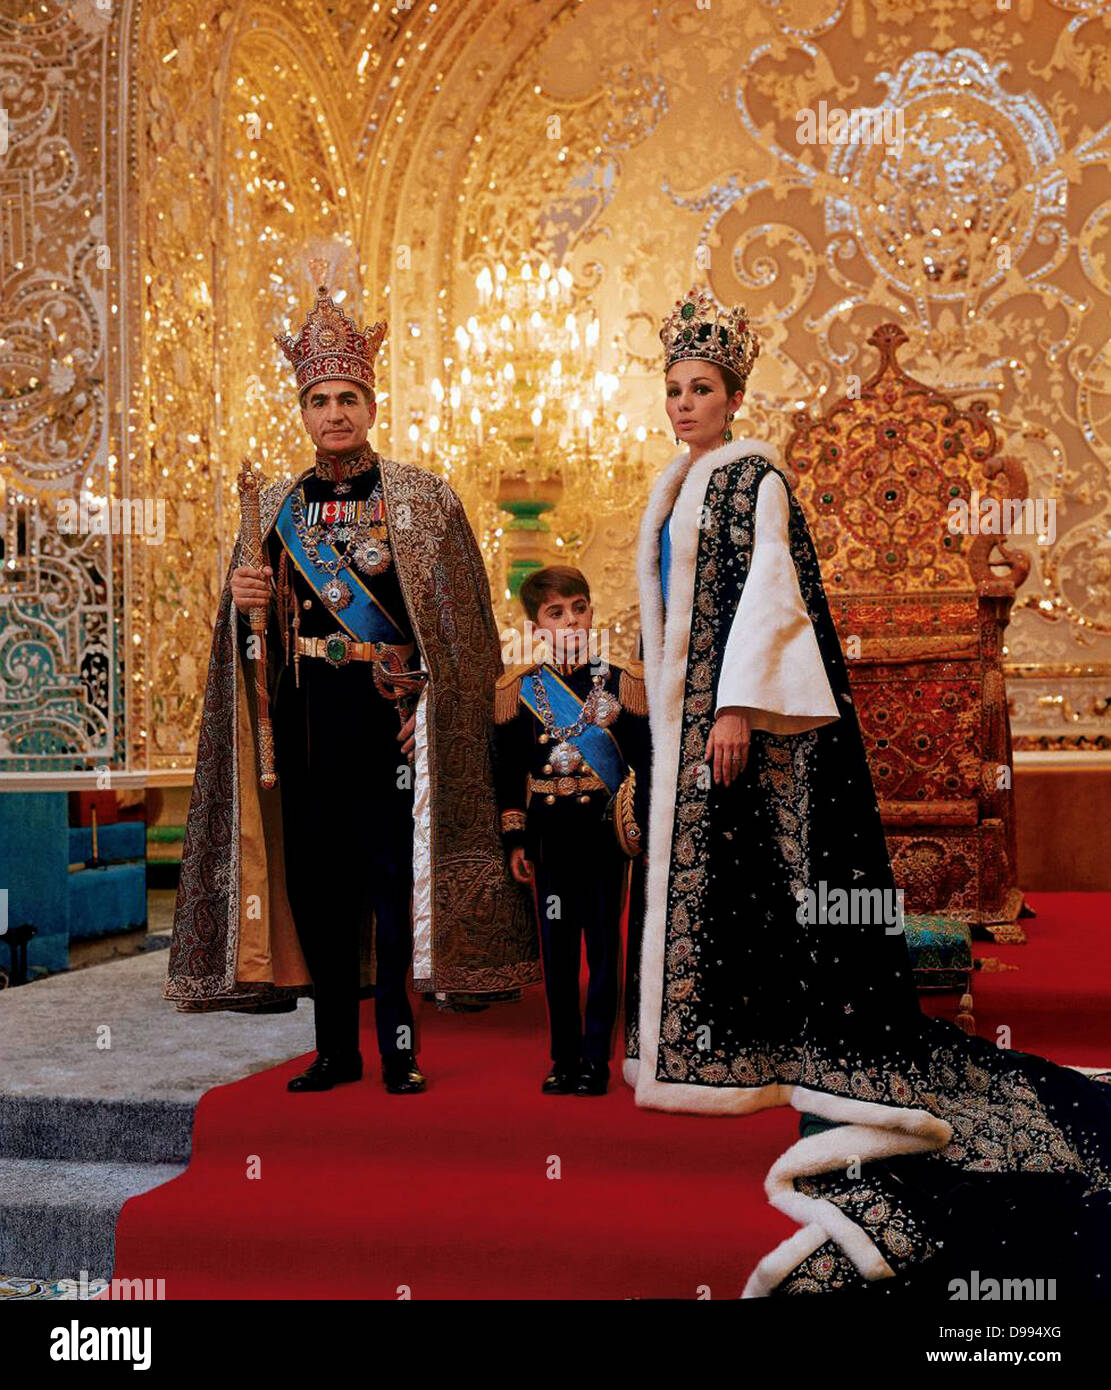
165,456,540,1011
629,436,1111,1295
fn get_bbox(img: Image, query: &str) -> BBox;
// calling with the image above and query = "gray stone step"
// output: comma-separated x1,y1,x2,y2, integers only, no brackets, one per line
0,1095,195,1164
0,892,314,1285
0,1157,184,1282
0,907,313,1163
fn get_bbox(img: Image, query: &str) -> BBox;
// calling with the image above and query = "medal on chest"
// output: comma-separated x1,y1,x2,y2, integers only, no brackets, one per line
352,536,391,576
321,576,354,612
299,489,393,587
548,739,583,774
533,665,621,776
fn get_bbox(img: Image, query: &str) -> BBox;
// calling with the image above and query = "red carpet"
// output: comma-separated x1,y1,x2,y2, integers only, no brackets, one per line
919,892,1111,1064
109,892,1111,1299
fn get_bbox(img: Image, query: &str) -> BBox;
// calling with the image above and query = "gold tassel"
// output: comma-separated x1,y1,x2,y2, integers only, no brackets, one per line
619,661,648,716
494,670,523,725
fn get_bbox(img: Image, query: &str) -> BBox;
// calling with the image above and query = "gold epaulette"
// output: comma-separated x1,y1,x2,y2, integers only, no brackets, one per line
618,660,648,716
494,664,535,725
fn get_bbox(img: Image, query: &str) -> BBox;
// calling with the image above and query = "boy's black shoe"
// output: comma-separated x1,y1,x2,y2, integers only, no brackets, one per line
575,1060,609,1096
382,1053,426,1094
287,1053,363,1092
542,1065,578,1095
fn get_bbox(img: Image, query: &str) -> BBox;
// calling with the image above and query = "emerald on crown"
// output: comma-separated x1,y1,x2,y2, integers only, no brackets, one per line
659,285,761,387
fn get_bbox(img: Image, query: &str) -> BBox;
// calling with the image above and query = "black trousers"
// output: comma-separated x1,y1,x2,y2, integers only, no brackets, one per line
529,796,627,1067
274,657,416,1063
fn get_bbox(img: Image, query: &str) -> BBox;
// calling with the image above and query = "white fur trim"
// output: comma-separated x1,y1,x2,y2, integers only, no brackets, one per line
631,438,958,1295
741,1223,830,1299
761,1096,952,1286
633,437,779,1114
715,472,840,733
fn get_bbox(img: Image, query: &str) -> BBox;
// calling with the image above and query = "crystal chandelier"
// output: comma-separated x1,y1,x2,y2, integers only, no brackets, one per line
420,256,659,601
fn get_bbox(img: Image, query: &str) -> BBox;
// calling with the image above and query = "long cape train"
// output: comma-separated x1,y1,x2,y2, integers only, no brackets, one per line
629,436,1111,1295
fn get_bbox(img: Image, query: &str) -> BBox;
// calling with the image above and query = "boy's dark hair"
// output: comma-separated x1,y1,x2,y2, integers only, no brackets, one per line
519,565,591,624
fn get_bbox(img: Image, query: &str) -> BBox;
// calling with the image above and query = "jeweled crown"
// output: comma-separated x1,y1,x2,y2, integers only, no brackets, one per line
276,265,387,400
659,286,760,389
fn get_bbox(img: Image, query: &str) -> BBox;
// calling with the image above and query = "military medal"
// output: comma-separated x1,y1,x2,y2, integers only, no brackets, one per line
588,665,620,726
354,535,391,576
531,668,622,780
321,576,353,612
549,740,583,774
591,690,620,726
291,484,392,613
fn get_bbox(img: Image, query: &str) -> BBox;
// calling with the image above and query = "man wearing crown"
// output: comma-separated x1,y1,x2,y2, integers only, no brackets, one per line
165,277,540,1094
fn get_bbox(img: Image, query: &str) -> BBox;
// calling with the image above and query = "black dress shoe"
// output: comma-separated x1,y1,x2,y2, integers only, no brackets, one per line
575,1060,610,1096
287,1054,363,1092
382,1053,426,1094
542,1065,578,1095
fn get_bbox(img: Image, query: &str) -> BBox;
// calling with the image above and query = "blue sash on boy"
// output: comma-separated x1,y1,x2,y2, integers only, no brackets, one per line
519,665,626,795
274,486,405,644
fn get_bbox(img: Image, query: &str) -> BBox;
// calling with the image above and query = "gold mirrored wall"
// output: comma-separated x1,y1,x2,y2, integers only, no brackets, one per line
2,0,1110,775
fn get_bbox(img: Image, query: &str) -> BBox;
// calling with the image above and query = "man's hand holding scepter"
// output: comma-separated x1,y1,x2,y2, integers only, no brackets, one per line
234,459,277,789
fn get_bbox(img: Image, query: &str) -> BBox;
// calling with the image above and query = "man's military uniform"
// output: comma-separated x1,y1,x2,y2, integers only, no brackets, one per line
238,444,424,1091
492,657,650,1091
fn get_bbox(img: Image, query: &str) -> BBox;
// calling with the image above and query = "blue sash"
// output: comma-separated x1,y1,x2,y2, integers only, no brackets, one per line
519,666,626,796
659,511,672,611
273,487,405,644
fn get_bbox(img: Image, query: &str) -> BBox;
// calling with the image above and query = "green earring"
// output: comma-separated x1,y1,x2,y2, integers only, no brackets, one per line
723,412,734,443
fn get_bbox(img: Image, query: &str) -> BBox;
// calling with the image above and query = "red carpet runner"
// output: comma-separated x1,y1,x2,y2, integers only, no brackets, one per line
109,892,1111,1299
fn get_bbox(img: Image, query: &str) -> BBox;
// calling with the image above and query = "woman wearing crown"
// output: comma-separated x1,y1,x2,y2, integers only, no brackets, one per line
626,287,1111,1296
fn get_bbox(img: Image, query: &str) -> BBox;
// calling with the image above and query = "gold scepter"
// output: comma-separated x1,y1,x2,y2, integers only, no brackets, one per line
237,458,277,789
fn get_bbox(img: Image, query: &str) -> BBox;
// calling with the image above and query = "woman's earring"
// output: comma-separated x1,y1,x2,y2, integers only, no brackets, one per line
723,412,734,443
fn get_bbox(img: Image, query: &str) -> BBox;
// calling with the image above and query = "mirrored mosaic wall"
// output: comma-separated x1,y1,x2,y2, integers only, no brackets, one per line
2,0,1109,773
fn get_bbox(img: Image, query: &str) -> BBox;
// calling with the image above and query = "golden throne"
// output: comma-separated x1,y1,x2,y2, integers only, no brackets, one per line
785,323,1029,940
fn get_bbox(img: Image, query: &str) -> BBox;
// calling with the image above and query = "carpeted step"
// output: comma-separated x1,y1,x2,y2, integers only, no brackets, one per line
0,1095,195,1164
0,1157,184,1282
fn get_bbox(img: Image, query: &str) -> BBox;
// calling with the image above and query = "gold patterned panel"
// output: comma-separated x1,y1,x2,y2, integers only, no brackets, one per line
4,0,1109,772
787,322,1031,597
0,0,127,769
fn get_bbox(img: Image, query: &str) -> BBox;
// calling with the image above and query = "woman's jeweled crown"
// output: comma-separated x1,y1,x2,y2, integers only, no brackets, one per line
659,286,760,388
276,260,387,399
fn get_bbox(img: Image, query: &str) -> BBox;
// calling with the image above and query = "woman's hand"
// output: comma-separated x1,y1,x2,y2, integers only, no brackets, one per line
705,706,751,786
509,847,534,884
231,565,273,614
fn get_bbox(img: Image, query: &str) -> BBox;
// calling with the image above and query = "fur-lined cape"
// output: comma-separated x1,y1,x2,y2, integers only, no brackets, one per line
629,435,1111,1298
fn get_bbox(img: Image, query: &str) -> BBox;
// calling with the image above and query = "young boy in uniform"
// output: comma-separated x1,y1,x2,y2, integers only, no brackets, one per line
493,566,650,1095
